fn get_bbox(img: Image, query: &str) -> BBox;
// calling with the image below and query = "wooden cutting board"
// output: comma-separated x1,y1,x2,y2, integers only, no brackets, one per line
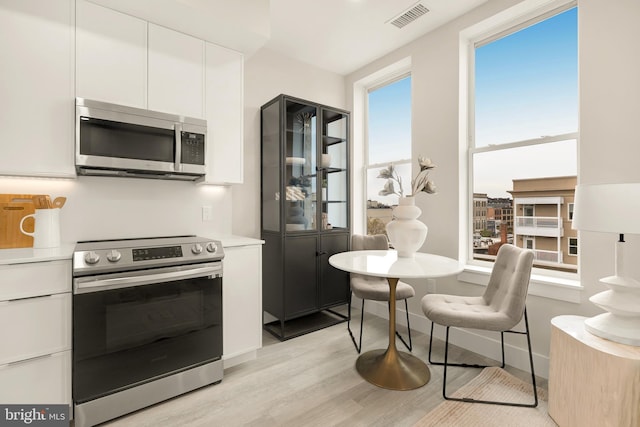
0,194,37,249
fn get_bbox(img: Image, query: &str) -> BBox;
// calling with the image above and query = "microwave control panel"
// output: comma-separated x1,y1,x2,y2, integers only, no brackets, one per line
181,132,205,165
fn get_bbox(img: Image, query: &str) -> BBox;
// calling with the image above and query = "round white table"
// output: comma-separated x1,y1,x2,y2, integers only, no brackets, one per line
329,250,464,390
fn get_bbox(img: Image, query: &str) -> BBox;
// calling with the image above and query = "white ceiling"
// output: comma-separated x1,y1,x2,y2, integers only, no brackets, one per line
89,0,488,75
266,0,488,75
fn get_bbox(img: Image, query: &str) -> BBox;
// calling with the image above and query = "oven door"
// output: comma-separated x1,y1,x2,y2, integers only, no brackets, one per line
72,263,222,404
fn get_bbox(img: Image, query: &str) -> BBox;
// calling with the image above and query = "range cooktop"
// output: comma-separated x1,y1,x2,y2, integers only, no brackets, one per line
73,235,224,276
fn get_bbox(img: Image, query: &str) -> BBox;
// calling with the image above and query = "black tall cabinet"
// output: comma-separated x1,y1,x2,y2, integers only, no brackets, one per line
261,94,350,340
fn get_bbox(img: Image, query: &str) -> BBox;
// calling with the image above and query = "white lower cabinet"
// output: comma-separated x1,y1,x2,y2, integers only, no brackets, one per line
0,260,71,303
0,259,71,406
0,351,71,404
222,245,262,366
0,293,71,365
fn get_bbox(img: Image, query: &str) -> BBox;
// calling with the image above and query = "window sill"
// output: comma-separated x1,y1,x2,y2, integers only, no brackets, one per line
458,264,583,303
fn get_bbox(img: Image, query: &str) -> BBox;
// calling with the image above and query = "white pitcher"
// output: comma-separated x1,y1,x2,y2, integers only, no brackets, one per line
20,208,61,249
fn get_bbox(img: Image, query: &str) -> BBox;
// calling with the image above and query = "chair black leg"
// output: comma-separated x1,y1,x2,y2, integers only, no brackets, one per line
438,308,538,407
394,299,412,352
347,293,364,353
429,321,494,369
349,297,413,353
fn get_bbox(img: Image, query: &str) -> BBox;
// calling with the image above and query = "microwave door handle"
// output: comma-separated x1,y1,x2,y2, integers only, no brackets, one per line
174,123,182,172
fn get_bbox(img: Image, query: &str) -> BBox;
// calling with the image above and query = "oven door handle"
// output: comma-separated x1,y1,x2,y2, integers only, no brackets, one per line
74,264,222,294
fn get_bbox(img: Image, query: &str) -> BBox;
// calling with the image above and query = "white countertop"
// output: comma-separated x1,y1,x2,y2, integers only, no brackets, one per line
210,234,265,248
0,244,75,265
329,250,464,279
0,235,263,265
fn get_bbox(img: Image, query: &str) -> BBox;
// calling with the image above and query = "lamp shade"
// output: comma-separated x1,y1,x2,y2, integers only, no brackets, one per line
572,183,640,234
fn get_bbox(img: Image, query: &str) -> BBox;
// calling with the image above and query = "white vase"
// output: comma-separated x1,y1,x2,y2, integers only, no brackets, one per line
386,196,428,258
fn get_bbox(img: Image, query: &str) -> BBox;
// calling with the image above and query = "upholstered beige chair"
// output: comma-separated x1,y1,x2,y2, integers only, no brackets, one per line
421,244,537,407
348,234,415,353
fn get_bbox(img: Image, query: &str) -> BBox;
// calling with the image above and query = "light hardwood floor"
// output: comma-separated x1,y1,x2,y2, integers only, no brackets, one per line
104,314,547,427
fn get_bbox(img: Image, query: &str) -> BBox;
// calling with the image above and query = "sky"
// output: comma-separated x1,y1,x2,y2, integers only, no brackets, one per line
368,76,412,166
474,7,578,198
367,77,412,204
367,7,578,202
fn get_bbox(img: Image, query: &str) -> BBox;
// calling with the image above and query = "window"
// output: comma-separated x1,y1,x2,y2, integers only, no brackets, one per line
524,236,535,250
366,75,412,235
568,237,578,256
469,5,578,272
523,205,534,217
568,203,574,220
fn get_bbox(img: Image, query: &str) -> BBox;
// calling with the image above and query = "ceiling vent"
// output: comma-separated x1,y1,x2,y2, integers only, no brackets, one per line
387,2,429,29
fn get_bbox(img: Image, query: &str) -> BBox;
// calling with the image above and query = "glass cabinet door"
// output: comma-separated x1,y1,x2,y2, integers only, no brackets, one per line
284,100,317,232
321,108,348,231
261,101,280,232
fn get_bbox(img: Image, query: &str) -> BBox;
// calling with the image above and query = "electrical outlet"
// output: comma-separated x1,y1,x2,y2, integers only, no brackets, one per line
202,206,213,222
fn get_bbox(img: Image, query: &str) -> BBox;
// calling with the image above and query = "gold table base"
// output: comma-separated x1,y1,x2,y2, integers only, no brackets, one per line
354,277,431,390
356,348,430,390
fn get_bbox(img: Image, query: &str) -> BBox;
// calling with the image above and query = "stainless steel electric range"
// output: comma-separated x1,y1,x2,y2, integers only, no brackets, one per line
72,235,224,427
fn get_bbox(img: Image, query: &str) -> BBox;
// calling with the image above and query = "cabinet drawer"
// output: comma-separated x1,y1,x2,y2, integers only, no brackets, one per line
0,350,71,404
0,293,71,365
0,260,71,301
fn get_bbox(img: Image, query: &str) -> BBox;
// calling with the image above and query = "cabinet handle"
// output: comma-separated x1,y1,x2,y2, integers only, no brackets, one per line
1,353,54,368
317,251,327,256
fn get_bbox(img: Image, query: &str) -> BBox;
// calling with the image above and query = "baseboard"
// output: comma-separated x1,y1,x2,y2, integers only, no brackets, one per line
361,300,550,379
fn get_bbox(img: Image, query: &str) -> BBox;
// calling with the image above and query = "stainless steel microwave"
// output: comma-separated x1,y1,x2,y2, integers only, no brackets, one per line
75,98,207,181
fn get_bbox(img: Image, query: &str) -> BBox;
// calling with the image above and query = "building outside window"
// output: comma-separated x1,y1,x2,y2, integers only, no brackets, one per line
365,75,412,235
468,4,578,272
510,176,578,270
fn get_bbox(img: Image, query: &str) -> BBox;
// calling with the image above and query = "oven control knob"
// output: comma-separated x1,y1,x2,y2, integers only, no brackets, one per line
191,243,203,254
84,251,100,265
206,242,218,253
106,249,121,263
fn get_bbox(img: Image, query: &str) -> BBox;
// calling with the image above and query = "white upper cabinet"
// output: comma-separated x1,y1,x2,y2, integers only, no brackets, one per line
75,0,147,108
0,0,75,177
148,24,205,119
0,1,243,181
203,42,244,184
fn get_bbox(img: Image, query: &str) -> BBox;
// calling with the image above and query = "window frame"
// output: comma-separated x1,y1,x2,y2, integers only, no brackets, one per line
459,0,582,302
568,237,578,256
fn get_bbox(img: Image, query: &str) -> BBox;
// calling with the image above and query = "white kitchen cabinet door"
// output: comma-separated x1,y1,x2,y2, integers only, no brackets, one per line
0,0,75,177
76,0,147,108
148,24,205,119
0,293,71,365
0,351,71,405
0,260,71,302
222,245,262,362
202,42,244,184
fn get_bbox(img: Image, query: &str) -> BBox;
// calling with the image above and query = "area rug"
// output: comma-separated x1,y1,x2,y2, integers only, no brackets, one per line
413,367,557,427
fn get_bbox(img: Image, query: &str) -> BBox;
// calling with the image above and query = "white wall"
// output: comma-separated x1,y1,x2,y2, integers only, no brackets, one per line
232,47,347,238
345,0,640,376
578,0,640,284
0,177,231,243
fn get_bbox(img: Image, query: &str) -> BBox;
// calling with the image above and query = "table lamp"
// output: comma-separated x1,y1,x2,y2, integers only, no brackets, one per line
572,183,640,346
